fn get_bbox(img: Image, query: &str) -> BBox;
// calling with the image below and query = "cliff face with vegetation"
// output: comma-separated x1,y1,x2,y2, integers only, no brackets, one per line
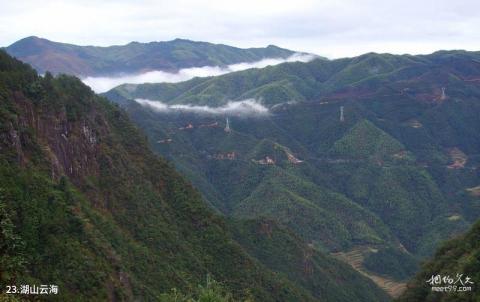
0,50,302,301
0,51,391,302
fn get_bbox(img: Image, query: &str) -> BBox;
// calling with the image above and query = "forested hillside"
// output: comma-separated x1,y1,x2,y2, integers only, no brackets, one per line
109,50,480,108
398,220,480,301
0,50,390,301
104,50,480,296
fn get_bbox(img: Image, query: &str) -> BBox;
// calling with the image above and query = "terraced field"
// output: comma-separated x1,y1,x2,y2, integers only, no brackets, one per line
332,247,407,298
467,185,480,197
448,147,468,169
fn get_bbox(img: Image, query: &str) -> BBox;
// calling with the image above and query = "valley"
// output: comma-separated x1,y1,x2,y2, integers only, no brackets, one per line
103,50,480,296
2,0,480,300
3,37,480,301
0,50,390,302
332,246,407,298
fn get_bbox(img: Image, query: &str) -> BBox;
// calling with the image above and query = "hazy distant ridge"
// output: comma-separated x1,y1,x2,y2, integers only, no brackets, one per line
5,36,307,77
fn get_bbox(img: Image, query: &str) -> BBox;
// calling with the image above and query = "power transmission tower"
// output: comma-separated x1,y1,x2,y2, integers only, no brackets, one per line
224,117,231,133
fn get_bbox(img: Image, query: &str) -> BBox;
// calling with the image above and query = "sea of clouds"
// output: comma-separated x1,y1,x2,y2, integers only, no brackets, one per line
135,98,270,117
82,53,316,93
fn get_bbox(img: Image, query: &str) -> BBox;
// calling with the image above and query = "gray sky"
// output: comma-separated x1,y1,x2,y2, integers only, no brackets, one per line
1,0,480,58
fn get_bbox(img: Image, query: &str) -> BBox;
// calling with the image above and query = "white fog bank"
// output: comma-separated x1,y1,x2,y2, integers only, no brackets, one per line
83,53,316,93
135,98,270,117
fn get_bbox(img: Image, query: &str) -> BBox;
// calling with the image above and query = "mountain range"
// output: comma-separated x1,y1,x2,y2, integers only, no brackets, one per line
4,36,299,77
0,50,392,301
2,33,480,301
103,49,480,296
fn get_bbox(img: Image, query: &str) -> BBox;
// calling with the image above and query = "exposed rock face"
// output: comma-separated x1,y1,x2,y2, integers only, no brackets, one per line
7,90,103,187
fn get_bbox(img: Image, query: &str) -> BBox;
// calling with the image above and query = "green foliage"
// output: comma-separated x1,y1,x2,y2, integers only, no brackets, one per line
232,168,392,251
0,190,26,282
363,247,418,281
159,276,252,302
0,160,112,301
0,51,326,302
105,50,480,110
398,220,480,301
329,119,405,160
230,219,390,302
104,49,480,290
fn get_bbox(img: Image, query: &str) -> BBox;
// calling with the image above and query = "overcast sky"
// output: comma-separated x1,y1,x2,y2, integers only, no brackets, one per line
1,0,479,58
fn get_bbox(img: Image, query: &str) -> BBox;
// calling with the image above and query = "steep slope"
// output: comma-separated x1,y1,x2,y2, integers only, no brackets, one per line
0,51,393,302
5,36,299,77
329,119,406,160
397,220,480,301
230,218,390,302
232,167,394,251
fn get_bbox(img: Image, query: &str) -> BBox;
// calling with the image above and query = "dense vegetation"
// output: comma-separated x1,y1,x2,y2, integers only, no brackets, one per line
108,50,480,108
158,276,247,302
329,119,405,160
5,36,299,76
104,50,480,289
0,50,390,301
363,247,418,281
230,218,388,302
397,220,480,301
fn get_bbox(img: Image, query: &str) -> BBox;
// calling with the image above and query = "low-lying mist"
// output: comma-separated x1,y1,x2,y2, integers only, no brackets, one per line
83,53,316,93
135,98,270,117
